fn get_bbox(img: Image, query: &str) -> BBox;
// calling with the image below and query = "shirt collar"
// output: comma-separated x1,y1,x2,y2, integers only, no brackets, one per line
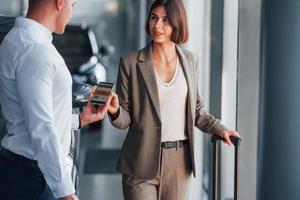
15,17,53,43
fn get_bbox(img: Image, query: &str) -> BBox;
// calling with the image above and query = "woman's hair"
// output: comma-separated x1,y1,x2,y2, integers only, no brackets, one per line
146,0,189,44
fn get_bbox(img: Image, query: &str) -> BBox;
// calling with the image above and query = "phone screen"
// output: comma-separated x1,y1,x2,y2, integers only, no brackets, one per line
91,82,114,105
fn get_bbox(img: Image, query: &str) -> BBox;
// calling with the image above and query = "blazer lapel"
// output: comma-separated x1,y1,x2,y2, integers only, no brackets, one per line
176,46,196,144
176,46,194,116
137,44,161,121
136,45,195,123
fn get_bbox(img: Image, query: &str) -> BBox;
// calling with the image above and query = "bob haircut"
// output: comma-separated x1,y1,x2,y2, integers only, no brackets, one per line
146,0,189,44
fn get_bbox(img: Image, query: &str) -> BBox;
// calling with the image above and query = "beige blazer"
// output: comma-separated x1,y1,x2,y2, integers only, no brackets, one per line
111,43,226,179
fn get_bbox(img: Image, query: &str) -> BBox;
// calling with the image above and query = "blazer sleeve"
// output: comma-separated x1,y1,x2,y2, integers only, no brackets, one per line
110,57,131,129
194,54,227,135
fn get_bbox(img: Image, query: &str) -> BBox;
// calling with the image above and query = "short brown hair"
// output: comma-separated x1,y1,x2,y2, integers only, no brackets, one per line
146,0,189,44
28,0,47,10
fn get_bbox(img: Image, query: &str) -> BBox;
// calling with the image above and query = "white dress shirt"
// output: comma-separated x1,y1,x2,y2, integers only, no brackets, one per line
155,59,188,142
0,17,79,198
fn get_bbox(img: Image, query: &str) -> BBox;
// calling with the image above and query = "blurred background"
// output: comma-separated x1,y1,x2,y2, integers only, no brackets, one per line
1,0,300,200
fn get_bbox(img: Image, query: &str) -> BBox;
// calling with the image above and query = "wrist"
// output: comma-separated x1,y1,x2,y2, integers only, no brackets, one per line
219,128,229,137
79,113,87,127
108,105,119,115
108,107,120,120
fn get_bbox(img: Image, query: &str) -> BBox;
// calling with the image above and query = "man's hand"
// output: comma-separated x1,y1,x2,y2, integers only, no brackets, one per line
219,129,240,145
61,194,79,200
79,86,111,126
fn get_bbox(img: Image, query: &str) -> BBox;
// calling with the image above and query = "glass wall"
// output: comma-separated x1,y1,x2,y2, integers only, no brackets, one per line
0,0,248,199
71,0,144,82
0,0,144,83
0,0,22,16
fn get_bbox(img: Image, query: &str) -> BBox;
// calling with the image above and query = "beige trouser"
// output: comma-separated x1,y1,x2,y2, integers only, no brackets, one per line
122,143,192,200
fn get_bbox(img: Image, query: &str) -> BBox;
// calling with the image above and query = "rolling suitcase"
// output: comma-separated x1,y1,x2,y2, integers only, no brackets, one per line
211,135,241,200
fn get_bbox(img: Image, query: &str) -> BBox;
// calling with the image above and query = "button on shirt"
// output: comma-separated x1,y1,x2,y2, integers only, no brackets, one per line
0,17,79,198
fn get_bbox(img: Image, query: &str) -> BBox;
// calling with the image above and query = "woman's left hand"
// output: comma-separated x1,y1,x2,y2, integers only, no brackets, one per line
219,129,241,145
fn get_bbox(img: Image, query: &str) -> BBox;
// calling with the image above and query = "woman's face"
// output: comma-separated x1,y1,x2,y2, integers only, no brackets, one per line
148,6,173,44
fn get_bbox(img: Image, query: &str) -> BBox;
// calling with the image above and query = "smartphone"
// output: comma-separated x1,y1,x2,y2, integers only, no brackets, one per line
91,82,114,106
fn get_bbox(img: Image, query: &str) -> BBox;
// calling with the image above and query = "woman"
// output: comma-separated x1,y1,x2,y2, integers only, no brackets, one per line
107,0,240,199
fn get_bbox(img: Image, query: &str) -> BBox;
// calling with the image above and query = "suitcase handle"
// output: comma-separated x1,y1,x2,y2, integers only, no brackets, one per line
211,135,241,200
211,135,241,146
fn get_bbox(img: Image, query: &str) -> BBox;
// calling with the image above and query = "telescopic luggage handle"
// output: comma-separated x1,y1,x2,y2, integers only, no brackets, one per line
211,135,241,200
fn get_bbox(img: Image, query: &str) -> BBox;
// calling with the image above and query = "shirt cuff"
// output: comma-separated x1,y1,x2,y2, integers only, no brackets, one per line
71,114,80,130
51,177,76,198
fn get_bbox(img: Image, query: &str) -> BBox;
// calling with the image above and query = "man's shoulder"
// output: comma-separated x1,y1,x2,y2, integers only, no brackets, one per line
2,28,41,56
0,28,58,79
4,28,56,60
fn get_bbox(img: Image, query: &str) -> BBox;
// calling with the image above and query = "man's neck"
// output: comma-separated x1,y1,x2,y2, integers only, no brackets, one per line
26,10,55,33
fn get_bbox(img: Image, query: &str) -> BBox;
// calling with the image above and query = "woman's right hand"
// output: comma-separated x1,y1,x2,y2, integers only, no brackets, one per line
108,92,119,115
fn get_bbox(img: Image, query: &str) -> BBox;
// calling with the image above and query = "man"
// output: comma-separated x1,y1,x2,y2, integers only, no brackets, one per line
0,0,110,199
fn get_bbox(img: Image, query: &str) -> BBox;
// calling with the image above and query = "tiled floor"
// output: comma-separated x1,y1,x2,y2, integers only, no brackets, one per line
78,116,127,200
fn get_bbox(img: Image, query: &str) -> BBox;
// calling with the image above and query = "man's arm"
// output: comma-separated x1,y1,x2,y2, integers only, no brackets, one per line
16,46,75,198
